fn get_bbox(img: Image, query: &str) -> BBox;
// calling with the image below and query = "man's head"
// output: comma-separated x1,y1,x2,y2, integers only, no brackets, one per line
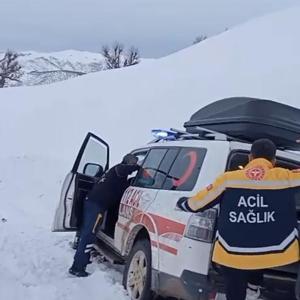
122,153,138,165
249,138,276,164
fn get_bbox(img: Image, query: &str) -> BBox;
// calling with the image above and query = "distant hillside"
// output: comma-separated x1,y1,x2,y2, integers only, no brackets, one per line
4,50,104,86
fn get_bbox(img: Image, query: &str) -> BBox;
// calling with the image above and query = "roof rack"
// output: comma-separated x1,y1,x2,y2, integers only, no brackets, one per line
185,126,251,143
150,127,248,144
150,127,292,152
187,126,228,141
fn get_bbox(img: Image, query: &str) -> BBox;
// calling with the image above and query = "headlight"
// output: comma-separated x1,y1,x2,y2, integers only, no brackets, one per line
185,209,217,243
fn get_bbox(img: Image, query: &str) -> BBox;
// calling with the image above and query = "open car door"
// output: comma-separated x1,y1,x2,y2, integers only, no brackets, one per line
52,132,109,232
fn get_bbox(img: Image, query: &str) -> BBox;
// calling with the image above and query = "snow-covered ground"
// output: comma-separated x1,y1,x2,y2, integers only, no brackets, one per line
1,5,300,300
0,155,129,300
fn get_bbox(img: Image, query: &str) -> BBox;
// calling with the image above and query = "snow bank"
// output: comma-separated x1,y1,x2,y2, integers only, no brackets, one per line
1,5,300,300
1,6,300,163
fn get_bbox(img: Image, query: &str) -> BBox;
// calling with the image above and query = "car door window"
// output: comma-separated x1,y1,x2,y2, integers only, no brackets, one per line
127,149,149,184
134,148,180,189
151,148,179,189
53,132,109,232
134,150,149,166
163,147,207,191
134,148,167,188
77,136,109,174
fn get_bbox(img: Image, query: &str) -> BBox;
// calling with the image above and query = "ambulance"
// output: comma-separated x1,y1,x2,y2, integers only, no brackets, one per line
53,97,300,300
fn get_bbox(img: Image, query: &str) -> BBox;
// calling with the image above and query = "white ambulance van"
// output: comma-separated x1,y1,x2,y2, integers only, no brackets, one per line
53,98,300,300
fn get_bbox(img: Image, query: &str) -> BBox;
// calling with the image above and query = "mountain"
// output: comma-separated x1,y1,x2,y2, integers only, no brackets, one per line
4,50,104,86
0,5,300,300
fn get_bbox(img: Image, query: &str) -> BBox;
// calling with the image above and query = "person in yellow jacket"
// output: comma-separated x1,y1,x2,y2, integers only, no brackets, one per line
177,138,300,300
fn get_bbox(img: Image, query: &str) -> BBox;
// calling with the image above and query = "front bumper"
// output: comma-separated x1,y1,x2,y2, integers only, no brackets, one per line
155,270,214,300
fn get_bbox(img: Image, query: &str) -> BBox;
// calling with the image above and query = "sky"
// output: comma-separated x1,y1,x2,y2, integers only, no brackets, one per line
0,0,298,58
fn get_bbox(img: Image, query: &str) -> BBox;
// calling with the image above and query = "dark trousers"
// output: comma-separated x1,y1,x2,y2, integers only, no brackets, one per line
296,264,300,300
221,266,263,300
71,200,104,271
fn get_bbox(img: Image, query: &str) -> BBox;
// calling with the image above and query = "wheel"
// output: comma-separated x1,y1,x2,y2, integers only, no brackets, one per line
123,239,153,300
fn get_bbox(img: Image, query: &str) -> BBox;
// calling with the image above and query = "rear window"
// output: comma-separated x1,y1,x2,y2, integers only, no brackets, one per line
163,148,207,191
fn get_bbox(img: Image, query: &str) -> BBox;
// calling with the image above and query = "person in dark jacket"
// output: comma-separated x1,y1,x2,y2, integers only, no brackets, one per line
177,139,300,300
69,153,140,277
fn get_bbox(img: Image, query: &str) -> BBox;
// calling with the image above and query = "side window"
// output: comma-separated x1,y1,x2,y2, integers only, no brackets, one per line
227,151,300,171
227,152,249,171
127,149,149,185
134,150,149,166
151,148,179,189
163,147,207,191
134,148,179,189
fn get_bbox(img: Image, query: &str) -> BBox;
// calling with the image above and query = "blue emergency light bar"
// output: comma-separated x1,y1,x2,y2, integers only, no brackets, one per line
151,129,178,140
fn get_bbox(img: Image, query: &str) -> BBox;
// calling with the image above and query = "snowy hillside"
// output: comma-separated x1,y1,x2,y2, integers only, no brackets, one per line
5,50,104,86
1,5,300,300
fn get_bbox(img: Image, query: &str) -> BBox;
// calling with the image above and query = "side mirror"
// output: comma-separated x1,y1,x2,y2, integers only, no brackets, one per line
83,163,104,177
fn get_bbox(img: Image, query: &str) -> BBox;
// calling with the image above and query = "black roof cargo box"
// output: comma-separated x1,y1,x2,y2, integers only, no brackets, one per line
184,97,300,150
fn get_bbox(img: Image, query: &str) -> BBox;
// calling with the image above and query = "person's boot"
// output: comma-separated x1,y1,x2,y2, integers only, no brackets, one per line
68,266,90,277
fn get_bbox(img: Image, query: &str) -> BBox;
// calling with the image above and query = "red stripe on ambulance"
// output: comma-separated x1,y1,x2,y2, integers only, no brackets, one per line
151,240,178,255
148,213,185,236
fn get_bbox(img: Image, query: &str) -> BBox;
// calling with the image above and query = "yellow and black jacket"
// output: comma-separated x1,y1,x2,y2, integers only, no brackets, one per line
177,158,300,270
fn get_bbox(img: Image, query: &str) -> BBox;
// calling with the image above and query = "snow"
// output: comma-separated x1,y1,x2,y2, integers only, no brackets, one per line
19,50,104,64
1,5,300,300
0,155,129,300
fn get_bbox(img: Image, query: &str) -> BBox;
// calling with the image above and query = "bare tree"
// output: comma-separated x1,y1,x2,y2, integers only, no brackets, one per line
193,35,207,45
0,50,22,88
124,47,140,67
102,43,124,69
101,43,140,69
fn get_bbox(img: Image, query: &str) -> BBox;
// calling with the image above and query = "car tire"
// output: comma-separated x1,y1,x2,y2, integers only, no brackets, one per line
123,238,153,300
